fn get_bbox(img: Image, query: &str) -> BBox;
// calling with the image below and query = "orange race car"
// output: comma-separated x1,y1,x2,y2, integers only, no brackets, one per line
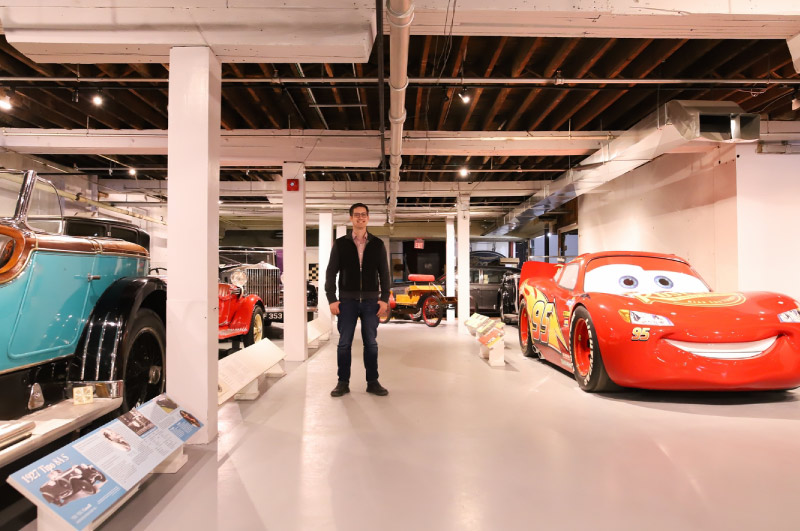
518,251,800,392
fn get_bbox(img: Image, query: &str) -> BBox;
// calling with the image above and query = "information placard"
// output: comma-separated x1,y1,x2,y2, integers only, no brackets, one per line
7,394,202,530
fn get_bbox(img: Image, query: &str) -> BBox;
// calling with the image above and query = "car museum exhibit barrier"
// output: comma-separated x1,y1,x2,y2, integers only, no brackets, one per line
465,314,506,367
7,394,201,531
517,252,800,392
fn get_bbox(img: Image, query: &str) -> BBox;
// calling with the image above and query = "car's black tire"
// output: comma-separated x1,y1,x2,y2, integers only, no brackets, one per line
120,309,166,411
420,294,443,327
243,306,265,347
569,306,616,392
74,478,96,495
500,296,509,324
519,304,537,357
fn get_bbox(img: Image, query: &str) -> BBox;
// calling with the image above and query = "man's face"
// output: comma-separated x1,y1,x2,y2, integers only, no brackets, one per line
350,207,369,230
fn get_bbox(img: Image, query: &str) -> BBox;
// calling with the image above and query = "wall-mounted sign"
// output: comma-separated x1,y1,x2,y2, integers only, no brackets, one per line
414,238,424,250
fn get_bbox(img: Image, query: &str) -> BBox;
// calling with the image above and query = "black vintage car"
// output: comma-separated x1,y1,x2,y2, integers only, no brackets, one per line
39,464,106,506
498,269,521,324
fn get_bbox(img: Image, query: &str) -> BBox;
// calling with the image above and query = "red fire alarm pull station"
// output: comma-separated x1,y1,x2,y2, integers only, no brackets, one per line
286,179,300,191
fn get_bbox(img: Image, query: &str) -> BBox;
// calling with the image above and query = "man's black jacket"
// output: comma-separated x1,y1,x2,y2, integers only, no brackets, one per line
325,232,390,303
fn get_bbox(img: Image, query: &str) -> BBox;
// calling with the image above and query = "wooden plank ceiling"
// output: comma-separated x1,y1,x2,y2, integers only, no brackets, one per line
0,34,797,208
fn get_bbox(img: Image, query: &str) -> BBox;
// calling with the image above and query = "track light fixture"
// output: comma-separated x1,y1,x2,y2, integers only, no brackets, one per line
459,167,469,178
792,89,800,112
72,89,79,103
458,88,470,104
92,90,104,106
128,168,136,176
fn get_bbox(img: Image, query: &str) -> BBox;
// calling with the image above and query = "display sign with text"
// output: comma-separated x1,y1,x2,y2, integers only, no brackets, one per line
7,394,202,530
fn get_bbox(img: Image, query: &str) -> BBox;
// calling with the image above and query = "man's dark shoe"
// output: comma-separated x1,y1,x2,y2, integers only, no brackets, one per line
366,381,389,396
330,382,350,397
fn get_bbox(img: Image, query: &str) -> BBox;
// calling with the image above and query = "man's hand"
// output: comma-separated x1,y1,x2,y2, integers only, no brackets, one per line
377,300,389,317
330,301,340,315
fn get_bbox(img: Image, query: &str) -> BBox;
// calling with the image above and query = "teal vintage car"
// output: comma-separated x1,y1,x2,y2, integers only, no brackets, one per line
0,170,167,419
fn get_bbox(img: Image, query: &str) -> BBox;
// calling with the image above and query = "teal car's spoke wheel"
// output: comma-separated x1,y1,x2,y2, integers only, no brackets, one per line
121,309,165,411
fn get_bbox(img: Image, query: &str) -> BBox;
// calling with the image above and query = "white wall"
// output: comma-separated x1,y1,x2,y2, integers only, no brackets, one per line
735,145,800,301
578,145,739,291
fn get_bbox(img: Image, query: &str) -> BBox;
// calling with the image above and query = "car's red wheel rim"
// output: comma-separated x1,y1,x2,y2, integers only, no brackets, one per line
573,318,591,377
519,309,530,346
422,297,440,325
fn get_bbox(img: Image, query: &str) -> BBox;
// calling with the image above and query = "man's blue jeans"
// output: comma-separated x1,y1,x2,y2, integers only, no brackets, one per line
337,298,380,383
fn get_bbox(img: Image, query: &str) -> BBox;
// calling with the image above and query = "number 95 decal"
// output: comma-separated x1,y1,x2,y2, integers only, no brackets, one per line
631,327,650,341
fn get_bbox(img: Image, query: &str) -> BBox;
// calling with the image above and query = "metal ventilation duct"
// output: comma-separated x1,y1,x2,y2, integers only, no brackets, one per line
489,100,760,236
386,0,414,225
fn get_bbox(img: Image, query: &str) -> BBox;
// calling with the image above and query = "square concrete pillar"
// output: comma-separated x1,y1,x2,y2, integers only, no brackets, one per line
457,196,471,334
166,46,220,444
283,162,308,361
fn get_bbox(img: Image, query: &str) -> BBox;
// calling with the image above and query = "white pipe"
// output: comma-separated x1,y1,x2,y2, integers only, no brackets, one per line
386,0,414,225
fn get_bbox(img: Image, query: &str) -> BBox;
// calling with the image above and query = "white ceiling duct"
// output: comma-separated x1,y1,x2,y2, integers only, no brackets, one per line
488,100,761,236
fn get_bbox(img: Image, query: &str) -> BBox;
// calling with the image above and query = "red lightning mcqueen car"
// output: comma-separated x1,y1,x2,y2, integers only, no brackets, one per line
518,251,800,392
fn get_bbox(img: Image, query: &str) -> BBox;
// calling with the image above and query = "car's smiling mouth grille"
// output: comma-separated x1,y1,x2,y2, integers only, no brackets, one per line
665,336,778,359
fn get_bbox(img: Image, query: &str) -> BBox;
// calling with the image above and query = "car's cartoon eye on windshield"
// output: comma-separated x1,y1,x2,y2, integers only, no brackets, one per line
585,263,709,295
654,275,674,289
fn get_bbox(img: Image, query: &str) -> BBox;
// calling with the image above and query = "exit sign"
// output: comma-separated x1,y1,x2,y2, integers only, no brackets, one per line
414,238,424,249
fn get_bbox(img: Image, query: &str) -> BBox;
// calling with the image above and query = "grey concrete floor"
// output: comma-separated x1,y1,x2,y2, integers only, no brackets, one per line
99,319,800,531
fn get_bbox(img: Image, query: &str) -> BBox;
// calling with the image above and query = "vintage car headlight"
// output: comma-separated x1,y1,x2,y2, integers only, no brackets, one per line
629,310,674,326
0,234,15,269
230,269,248,288
778,309,800,323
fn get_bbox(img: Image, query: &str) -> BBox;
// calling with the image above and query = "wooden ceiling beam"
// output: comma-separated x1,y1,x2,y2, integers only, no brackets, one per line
230,63,281,129
324,63,349,129
355,63,372,130
413,35,433,131
546,38,653,132
518,38,614,133
571,39,687,131
480,37,543,131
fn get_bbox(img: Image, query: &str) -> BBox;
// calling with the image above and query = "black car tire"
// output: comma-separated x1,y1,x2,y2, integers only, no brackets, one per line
519,305,537,358
74,478,96,495
243,306,265,347
420,294,444,327
120,309,166,411
569,306,617,392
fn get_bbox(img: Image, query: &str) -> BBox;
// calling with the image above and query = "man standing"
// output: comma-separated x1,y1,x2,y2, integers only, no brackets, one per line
325,203,390,397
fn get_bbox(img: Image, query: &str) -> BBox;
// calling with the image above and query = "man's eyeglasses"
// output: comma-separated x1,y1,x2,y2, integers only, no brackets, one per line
352,213,369,218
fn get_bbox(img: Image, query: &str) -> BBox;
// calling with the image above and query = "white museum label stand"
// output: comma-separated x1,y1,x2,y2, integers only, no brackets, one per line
6,394,202,531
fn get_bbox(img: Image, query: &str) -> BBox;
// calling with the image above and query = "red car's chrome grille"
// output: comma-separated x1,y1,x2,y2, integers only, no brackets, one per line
247,268,281,307
665,336,778,359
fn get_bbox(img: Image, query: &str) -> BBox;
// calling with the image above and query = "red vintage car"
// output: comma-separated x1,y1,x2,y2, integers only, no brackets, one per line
218,272,265,346
518,251,800,392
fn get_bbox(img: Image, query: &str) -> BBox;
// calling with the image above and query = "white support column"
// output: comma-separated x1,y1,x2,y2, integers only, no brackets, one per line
283,162,308,361
166,47,220,444
318,212,334,326
789,33,800,74
446,216,455,323
456,196,471,334
336,225,347,238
